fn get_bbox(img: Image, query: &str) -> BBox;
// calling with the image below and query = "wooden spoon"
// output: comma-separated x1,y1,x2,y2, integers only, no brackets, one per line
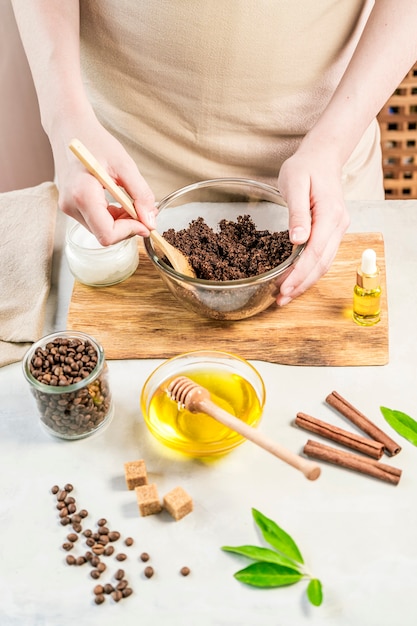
167,376,321,481
69,138,196,277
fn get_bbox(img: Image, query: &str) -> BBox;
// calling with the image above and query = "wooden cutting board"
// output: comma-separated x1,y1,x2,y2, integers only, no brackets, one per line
67,232,388,366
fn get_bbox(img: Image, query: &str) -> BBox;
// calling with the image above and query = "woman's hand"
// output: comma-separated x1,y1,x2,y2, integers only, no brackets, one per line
53,120,157,246
276,143,350,306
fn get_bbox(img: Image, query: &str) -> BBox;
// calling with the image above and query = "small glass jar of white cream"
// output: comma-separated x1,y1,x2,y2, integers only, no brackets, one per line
65,222,139,286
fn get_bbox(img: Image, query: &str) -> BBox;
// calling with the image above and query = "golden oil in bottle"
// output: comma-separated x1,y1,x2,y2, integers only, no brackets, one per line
146,369,263,456
353,248,381,326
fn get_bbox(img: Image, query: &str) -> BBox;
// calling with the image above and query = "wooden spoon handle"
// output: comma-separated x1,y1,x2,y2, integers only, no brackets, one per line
199,398,321,480
69,138,137,218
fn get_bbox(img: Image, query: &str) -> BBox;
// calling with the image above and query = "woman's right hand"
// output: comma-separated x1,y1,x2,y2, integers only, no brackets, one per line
51,117,157,246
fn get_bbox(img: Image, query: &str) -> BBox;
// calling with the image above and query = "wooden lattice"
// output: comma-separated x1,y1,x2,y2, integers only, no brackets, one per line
377,62,417,198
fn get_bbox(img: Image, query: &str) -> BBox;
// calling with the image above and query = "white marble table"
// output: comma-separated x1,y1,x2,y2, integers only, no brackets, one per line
1,200,417,626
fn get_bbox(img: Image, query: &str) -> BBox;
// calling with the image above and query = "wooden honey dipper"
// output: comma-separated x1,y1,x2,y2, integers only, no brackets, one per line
167,376,321,481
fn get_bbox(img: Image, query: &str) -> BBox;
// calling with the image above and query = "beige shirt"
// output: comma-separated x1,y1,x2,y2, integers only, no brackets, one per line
80,0,383,201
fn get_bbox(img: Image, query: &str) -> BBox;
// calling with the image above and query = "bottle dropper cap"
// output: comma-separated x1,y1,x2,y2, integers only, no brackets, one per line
356,248,380,289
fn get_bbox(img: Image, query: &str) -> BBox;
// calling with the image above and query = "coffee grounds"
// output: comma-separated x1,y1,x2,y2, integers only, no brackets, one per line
163,215,293,281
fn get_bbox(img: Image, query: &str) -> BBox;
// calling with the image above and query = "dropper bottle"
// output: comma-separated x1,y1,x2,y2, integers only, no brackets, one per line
353,248,381,326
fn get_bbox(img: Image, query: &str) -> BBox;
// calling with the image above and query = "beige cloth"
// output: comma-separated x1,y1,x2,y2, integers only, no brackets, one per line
0,182,57,367
80,0,383,201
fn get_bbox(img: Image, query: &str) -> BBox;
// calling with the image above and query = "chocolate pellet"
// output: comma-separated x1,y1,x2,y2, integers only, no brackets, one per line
93,584,104,596
116,553,127,562
140,552,150,562
144,566,154,578
94,594,105,605
180,566,191,577
124,537,134,547
51,485,59,494
66,555,76,565
114,569,125,581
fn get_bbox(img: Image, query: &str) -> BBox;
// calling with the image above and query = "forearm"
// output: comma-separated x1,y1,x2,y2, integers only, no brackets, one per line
303,0,417,164
11,0,94,141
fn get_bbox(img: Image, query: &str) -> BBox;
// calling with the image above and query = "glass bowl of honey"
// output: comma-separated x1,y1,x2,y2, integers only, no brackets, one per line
140,350,266,457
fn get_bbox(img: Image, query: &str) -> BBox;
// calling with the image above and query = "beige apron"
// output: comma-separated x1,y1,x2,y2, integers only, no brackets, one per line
80,0,383,201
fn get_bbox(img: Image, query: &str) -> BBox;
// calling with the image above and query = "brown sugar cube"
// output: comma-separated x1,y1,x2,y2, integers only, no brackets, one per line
135,483,162,517
124,459,148,490
163,486,193,521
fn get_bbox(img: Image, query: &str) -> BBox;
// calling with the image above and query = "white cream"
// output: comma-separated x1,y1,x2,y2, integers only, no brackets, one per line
65,222,139,286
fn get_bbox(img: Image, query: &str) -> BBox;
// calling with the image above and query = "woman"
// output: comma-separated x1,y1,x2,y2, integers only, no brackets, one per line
11,0,417,305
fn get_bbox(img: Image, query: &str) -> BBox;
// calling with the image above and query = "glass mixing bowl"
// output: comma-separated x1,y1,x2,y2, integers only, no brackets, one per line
143,178,305,320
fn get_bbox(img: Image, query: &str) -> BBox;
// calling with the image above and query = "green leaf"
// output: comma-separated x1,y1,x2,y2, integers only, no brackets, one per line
380,406,417,446
306,578,323,606
234,562,304,588
221,544,303,571
252,508,304,565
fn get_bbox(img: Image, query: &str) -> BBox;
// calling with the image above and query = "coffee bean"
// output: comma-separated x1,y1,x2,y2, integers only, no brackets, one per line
76,556,87,566
64,496,75,505
60,517,71,526
180,566,190,577
103,583,114,594
83,529,93,538
103,545,114,557
57,490,67,502
62,542,73,551
92,544,105,555
72,522,82,533
140,552,150,562
67,503,77,515
116,580,128,591
59,507,69,518
86,538,95,548
93,585,104,595
144,566,154,579
122,588,133,598
56,501,66,511
111,590,123,602
124,537,134,547
96,562,106,573
51,485,59,495
67,533,78,543
116,553,127,562
64,483,74,492
114,569,125,581
90,569,101,579
97,518,107,527
71,514,82,524
79,509,88,518
90,556,101,567
66,555,76,565
108,531,120,542
94,594,105,605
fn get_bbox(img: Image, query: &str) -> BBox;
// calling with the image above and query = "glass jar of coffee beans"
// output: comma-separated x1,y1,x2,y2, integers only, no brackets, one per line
22,331,114,439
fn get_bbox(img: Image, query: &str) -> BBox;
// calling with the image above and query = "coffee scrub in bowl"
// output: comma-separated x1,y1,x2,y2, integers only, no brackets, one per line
144,178,305,320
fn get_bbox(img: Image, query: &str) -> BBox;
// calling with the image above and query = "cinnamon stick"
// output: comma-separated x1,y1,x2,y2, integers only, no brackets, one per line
295,412,384,459
303,439,402,485
325,391,401,456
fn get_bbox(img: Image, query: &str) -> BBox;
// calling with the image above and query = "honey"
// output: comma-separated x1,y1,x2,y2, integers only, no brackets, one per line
146,369,263,456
